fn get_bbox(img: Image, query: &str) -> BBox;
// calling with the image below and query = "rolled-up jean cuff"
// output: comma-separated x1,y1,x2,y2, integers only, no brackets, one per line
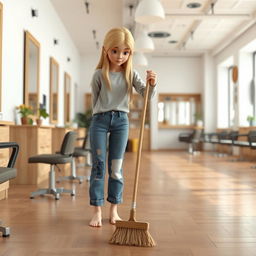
107,197,122,205
90,199,104,206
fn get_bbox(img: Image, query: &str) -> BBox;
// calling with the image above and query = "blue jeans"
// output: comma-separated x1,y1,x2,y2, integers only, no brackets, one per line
89,111,129,206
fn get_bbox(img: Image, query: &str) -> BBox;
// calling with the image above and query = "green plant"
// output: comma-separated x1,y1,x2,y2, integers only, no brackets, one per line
194,112,202,121
38,108,49,119
74,109,92,128
247,115,256,122
16,104,33,118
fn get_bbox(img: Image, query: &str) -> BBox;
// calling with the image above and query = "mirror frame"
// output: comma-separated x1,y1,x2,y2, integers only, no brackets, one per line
0,3,3,112
64,72,71,125
50,57,59,124
24,30,40,113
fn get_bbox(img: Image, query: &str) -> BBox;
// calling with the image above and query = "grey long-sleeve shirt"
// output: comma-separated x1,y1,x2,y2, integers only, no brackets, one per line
91,69,156,115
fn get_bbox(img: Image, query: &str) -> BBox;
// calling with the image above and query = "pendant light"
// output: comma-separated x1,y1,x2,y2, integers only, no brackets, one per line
135,30,154,52
133,52,148,67
135,0,165,24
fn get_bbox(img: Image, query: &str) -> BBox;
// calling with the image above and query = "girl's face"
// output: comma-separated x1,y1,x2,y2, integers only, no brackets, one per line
107,45,131,70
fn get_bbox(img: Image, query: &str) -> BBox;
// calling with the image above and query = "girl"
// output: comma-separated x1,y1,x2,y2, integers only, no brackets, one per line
89,27,157,227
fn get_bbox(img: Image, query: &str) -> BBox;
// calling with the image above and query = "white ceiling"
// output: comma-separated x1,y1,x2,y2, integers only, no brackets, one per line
50,0,256,57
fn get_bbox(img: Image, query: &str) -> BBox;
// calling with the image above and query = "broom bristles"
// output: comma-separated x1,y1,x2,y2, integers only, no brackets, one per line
109,226,156,247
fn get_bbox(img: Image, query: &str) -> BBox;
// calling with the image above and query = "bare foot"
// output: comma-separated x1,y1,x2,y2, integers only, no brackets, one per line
89,206,102,227
109,204,122,225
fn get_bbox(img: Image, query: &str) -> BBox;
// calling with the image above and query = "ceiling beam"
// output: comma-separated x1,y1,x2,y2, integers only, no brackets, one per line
176,0,219,50
165,13,251,21
211,9,256,55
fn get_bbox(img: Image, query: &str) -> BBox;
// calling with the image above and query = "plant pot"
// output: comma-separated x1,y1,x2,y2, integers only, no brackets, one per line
21,117,29,125
36,119,42,126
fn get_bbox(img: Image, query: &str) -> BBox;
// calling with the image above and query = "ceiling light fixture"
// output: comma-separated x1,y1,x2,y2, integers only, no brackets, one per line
135,0,165,24
187,2,201,9
128,4,134,16
53,39,59,45
84,1,90,14
148,31,170,38
31,8,39,17
92,30,96,39
169,40,178,44
133,52,148,67
135,30,154,52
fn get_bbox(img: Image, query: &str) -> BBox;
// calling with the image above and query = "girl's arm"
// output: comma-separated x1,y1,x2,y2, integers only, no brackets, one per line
91,70,101,109
133,70,156,99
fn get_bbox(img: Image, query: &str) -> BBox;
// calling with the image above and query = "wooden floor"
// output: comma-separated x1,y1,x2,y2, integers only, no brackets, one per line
1,151,256,256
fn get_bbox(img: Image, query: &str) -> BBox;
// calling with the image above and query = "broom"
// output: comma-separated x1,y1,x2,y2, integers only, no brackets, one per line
109,80,156,247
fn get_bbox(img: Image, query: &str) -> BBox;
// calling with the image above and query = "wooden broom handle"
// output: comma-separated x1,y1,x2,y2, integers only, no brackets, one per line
129,81,150,221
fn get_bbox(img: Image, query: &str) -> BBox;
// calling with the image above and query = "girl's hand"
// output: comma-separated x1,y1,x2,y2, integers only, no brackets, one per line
146,70,157,87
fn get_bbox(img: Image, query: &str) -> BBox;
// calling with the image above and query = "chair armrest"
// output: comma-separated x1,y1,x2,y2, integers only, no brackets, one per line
0,142,19,168
76,137,85,141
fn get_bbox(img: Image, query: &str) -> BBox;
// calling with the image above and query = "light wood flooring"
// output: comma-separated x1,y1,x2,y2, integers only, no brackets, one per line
1,151,256,256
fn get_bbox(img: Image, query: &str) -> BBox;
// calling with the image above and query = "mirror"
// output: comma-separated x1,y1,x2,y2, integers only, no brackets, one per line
24,31,40,115
50,57,59,124
0,3,3,112
64,72,71,125
158,93,201,127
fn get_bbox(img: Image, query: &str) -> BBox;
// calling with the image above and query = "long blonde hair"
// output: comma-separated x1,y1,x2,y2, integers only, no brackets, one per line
96,27,134,97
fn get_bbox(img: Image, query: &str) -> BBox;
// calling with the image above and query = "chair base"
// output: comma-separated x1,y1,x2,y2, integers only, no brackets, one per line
57,158,88,184
30,187,75,200
30,164,75,200
57,175,85,184
0,221,10,237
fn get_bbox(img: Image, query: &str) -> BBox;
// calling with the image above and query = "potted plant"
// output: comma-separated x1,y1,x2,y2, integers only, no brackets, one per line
73,109,92,129
36,107,49,126
16,104,33,125
194,112,203,127
247,115,256,126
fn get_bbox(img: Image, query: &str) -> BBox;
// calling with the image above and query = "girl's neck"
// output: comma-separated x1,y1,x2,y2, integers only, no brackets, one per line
109,64,123,72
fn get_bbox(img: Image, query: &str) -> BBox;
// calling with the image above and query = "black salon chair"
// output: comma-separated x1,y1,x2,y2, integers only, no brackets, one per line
179,129,202,154
28,131,77,200
57,132,92,183
0,142,19,237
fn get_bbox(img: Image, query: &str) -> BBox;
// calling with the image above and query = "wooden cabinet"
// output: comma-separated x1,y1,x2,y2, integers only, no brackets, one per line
0,124,10,199
10,125,52,185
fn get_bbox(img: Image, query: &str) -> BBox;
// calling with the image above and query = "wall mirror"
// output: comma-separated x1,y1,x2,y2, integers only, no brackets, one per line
0,3,3,112
24,31,40,115
64,72,71,125
50,57,59,124
158,93,201,128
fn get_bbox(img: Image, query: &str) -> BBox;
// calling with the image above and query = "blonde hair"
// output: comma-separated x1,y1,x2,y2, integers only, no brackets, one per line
96,27,134,96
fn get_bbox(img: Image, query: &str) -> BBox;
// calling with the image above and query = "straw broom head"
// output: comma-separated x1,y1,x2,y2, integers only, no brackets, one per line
109,220,156,247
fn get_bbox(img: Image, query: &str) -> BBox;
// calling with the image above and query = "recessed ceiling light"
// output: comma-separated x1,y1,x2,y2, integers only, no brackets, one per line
148,31,171,38
169,40,178,44
187,2,201,8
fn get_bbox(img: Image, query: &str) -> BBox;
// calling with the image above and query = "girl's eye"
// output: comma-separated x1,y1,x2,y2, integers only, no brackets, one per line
112,50,117,54
123,51,130,55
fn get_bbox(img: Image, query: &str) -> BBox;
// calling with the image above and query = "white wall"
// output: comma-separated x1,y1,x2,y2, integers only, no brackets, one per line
1,0,81,125
79,54,100,112
215,23,256,129
149,56,203,149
